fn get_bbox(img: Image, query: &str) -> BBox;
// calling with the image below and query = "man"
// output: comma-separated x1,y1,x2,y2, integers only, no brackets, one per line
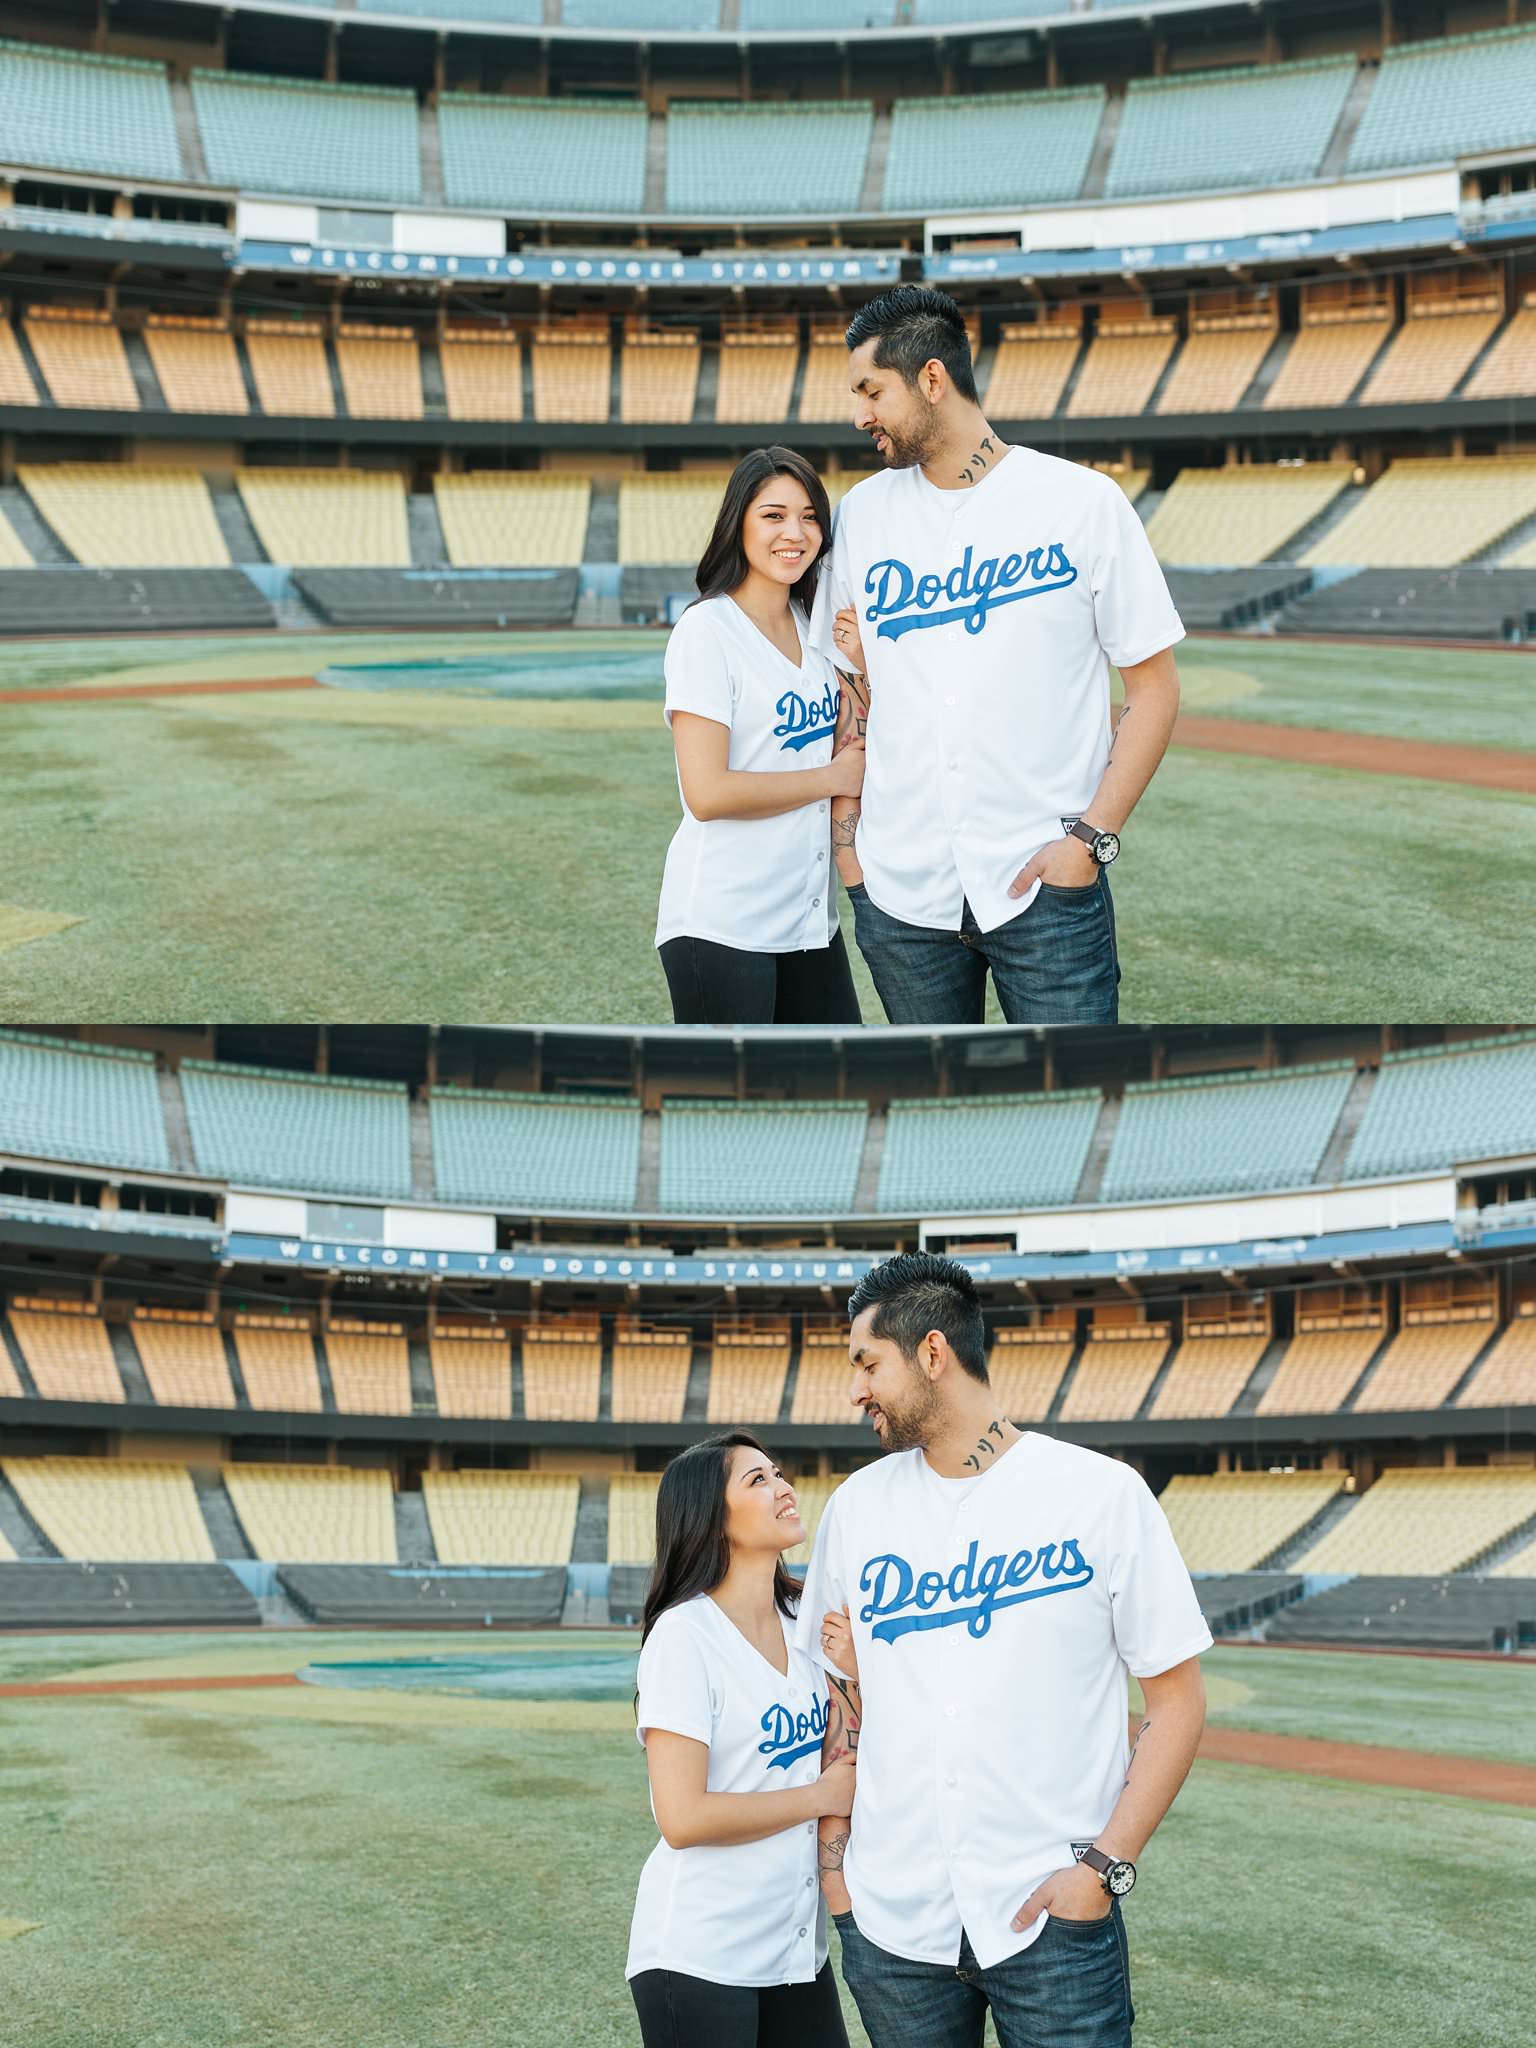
800,1252,1210,2048
809,285,1184,1025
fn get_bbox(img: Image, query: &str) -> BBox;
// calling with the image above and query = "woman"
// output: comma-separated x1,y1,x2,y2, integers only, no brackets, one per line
627,1431,855,2047
655,448,866,1025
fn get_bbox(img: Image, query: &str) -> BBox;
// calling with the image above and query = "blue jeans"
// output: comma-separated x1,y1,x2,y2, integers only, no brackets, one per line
848,879,1120,1026
834,1907,1133,2048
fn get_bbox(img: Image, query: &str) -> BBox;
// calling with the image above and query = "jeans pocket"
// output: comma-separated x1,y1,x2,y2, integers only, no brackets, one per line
1036,876,1102,896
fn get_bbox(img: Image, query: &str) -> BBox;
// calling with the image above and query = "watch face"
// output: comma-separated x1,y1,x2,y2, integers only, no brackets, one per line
1094,832,1121,866
1108,1863,1136,1895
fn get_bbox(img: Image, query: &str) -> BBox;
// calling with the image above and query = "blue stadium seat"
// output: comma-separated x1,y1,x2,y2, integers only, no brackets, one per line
179,1061,413,1198
567,0,718,23
0,1030,169,1174
1101,1063,1356,1203
1107,58,1357,198
666,102,873,216
439,95,648,213
431,1090,642,1211
357,0,539,15
884,86,1104,211
0,38,183,183
1346,25,1536,175
191,70,422,203
658,1100,867,1216
877,1091,1101,1214
1343,1035,1536,1180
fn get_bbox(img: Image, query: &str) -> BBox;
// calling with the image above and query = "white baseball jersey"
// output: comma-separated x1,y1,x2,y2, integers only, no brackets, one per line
795,1433,1211,1971
656,593,840,954
627,1593,830,1988
808,448,1183,934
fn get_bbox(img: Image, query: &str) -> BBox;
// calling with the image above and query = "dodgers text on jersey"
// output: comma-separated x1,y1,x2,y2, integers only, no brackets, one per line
864,543,1078,642
758,1691,829,1768
773,679,839,752
858,1537,1095,1643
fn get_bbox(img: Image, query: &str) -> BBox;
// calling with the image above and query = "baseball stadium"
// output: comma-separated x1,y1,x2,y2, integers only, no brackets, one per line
0,0,1533,1024
0,1019,1531,2046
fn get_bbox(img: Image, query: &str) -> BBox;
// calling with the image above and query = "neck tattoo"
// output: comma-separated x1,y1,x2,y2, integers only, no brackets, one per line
962,1417,1009,1472
958,435,998,487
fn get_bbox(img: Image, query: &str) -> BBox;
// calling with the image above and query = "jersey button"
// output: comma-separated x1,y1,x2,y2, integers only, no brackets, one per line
945,1705,957,1717
945,1776,958,1789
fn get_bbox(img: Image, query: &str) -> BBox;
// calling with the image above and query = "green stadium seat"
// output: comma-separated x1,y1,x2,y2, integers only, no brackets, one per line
657,1100,867,1215
1101,1063,1356,1203
884,88,1103,212
0,1030,169,1174
179,1061,412,1198
1343,1035,1536,1181
430,1090,642,1211
0,38,182,183
191,69,421,203
666,102,873,216
1107,58,1357,198
439,96,648,214
877,1090,1101,1214
569,0,717,22
358,0,540,16
1347,26,1536,175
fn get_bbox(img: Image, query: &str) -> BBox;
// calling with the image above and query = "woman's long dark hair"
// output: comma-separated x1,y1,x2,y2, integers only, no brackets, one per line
693,448,833,619
640,1430,800,1646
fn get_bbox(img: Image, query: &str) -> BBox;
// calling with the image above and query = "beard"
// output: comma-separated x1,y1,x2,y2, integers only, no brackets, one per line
874,409,942,471
872,1372,944,1452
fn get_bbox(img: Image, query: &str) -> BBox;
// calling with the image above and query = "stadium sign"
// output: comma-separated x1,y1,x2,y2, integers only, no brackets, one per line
927,213,1460,283
234,243,904,286
215,1217,1531,1288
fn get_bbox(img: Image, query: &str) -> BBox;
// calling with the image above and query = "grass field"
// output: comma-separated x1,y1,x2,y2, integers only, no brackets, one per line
0,629,1531,1024
1,1630,1532,2048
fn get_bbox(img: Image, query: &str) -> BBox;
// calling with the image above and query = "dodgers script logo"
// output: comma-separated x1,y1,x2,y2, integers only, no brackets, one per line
773,680,838,753
864,543,1077,643
759,1690,828,1769
859,1538,1094,1643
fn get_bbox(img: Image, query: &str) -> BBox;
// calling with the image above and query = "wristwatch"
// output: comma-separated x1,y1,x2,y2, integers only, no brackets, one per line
1077,1844,1137,1898
1065,819,1120,867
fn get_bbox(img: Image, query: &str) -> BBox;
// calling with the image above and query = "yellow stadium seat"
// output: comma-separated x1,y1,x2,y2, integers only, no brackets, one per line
233,1318,322,1413
223,1462,396,1562
1145,463,1352,567
1156,321,1275,414
1264,311,1392,410
336,326,423,420
611,1330,692,1424
1157,1470,1346,1572
781,1474,844,1568
424,1470,578,1566
1150,1333,1267,1421
1457,1307,1536,1408
716,330,798,424
1298,1466,1536,1575
790,1333,855,1426
440,331,523,421
609,1472,662,1564
131,1311,235,1408
707,1329,791,1424
2,1456,215,1560
9,1300,124,1403
430,1330,512,1420
1057,1324,1170,1421
621,330,700,424
235,467,409,567
0,317,40,404
1352,1311,1496,1412
24,309,137,409
145,319,248,414
618,471,734,566
521,1327,601,1423
531,330,611,422
326,1320,412,1415
1361,306,1501,405
986,1328,1073,1423
1303,457,1536,568
435,472,590,568
1066,316,1178,418
244,325,335,417
1258,1325,1383,1415
985,324,1082,421
1464,298,1536,401
18,464,229,568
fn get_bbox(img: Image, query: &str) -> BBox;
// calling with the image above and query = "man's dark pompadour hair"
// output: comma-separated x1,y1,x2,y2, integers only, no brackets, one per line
843,285,978,404
847,1251,988,1383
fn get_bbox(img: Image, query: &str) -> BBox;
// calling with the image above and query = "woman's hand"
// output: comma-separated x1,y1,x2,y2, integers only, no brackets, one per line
821,1605,859,1683
815,1756,858,1819
833,606,867,678
825,738,865,801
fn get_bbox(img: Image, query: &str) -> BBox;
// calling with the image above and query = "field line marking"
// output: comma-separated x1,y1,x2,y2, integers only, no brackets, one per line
1172,715,1536,791
1189,1723,1536,1807
0,677,320,706
0,1672,302,1698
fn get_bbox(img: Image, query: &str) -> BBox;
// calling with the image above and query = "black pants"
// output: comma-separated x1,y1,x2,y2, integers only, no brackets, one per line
631,1960,850,2048
659,929,863,1026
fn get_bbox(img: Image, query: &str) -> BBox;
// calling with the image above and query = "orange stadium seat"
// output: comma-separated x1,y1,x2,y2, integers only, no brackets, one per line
1264,308,1392,410
1149,1329,1267,1421
1361,301,1501,406
1352,1307,1497,1411
244,322,335,416
1464,294,1536,400
1057,1321,1170,1421
233,1317,322,1413
521,1325,601,1422
24,307,137,409
131,1309,235,1408
610,1328,692,1422
9,1298,124,1403
716,326,799,424
325,1320,413,1415
0,316,40,404
1155,315,1275,414
430,1328,512,1419
986,1326,1074,1422
144,317,248,413
1258,1320,1385,1415
335,325,423,420
1457,1303,1536,1407
984,321,1082,422
790,1331,855,1425
706,1324,791,1424
620,327,700,424
531,326,611,423
1067,311,1178,418
440,329,523,421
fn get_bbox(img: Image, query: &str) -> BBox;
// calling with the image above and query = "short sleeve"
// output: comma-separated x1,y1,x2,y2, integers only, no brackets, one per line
807,504,857,668
1089,481,1185,672
793,1490,855,1681
635,1609,719,1749
663,605,737,730
1106,1469,1213,1680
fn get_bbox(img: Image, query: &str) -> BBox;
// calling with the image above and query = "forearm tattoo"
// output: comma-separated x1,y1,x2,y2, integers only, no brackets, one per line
958,434,996,486
962,1417,1008,1473
832,806,861,849
826,1672,862,1758
819,1828,850,1873
1124,1718,1151,1789
836,666,870,737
